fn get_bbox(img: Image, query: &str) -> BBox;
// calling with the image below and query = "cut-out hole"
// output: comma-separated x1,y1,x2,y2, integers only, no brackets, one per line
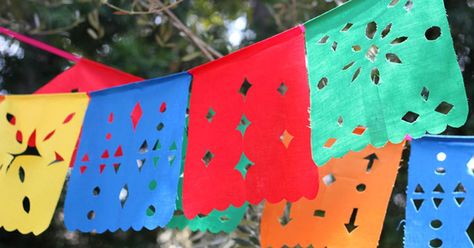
352,45,361,52
279,202,292,226
239,78,252,98
425,26,441,40
149,180,157,190
219,215,230,222
63,113,75,124
356,184,366,192
206,108,215,122
413,199,424,211
101,150,109,159
454,182,466,193
174,210,184,216
313,209,326,217
455,197,465,206
391,36,408,45
19,166,25,183
168,154,176,166
43,130,55,142
131,102,143,130
331,41,338,51
433,184,445,193
352,68,361,82
119,184,129,208
87,210,95,220
366,45,379,62
280,129,294,149
342,61,355,70
430,219,442,229
114,146,123,157
337,116,343,127
70,88,79,93
202,150,214,167
323,173,336,186
352,126,367,135
6,113,15,125
80,166,87,174
435,101,453,115
136,159,145,171
197,214,208,218
324,138,337,148
435,167,446,175
341,23,353,32
105,133,112,140
99,164,105,174
277,82,288,96
433,198,443,208
415,184,424,193
153,140,161,151
108,112,114,123
381,23,392,38
16,130,23,143
235,153,255,178
160,102,167,113
23,196,30,213
139,140,148,154
404,0,413,11
113,163,121,173
146,205,156,216
156,122,164,131
318,35,329,44
402,111,419,123
421,86,429,101
93,186,100,196
371,68,380,85
317,77,328,90
388,0,400,7
429,238,442,248
437,152,447,161
169,142,177,151
366,21,377,39
237,114,251,137
386,53,402,63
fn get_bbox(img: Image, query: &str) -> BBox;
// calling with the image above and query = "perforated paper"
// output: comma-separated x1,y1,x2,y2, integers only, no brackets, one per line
405,136,474,247
183,26,318,218
305,0,468,165
260,142,404,247
64,73,190,232
0,93,88,235
36,58,142,93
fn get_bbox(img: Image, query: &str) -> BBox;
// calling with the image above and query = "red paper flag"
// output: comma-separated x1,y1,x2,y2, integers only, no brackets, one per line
183,26,318,218
35,58,142,93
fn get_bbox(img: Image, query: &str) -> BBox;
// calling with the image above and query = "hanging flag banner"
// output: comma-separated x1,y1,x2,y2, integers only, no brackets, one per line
183,26,318,218
0,93,88,235
167,177,248,233
405,136,474,247
63,73,190,232
260,142,404,247
305,0,469,165
35,58,143,93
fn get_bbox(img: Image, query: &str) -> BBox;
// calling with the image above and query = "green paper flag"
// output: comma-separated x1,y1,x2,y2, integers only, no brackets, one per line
305,0,468,166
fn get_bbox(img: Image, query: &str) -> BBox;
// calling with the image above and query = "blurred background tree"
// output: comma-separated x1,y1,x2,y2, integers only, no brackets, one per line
0,0,472,247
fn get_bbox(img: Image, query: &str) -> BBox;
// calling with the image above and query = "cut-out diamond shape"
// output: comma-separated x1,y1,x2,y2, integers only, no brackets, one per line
421,86,430,101
119,184,129,208
277,82,288,96
324,138,337,148
202,150,214,167
280,129,294,149
239,78,252,98
402,111,420,123
131,102,143,130
237,114,251,137
206,107,215,122
234,153,254,178
435,101,453,115
352,125,367,135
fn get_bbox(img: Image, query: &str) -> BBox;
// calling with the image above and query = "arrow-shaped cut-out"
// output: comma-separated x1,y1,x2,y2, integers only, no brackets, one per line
344,208,359,233
364,153,379,172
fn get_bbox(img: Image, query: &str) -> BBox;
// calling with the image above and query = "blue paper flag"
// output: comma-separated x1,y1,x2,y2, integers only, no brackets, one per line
64,72,190,232
405,135,474,247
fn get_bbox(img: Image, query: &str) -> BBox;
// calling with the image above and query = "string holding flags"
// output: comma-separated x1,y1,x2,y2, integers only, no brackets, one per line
260,142,404,247
183,26,318,218
305,0,468,166
63,73,190,232
405,136,474,247
0,93,88,235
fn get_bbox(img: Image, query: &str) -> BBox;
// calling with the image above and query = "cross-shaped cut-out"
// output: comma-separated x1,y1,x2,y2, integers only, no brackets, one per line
234,153,255,178
280,130,294,149
131,102,143,130
239,78,252,98
236,114,251,136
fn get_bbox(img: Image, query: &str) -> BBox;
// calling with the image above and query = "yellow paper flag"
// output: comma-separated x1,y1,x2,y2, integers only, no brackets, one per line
0,93,88,235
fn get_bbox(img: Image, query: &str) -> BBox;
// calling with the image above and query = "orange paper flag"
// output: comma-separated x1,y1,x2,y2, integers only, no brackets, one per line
260,142,405,247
